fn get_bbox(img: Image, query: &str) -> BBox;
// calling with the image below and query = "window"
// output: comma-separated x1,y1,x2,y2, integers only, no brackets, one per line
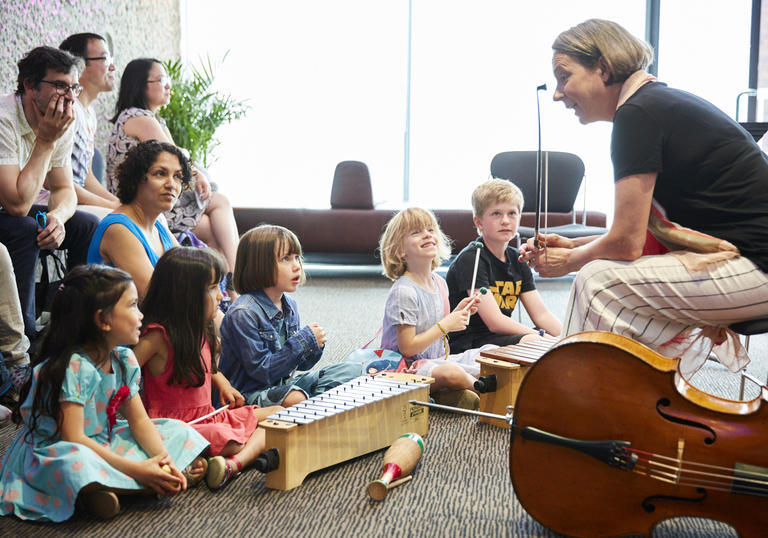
181,1,751,222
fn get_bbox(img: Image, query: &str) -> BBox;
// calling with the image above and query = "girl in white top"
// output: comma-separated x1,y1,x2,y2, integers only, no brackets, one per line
379,208,489,401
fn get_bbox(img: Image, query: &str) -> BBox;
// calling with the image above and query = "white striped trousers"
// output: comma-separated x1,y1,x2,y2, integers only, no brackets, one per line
563,255,768,377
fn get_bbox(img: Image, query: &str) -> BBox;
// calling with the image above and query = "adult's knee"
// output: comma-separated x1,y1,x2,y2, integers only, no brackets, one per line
61,211,99,267
212,191,232,209
0,216,39,270
573,259,619,294
65,210,99,238
282,390,306,407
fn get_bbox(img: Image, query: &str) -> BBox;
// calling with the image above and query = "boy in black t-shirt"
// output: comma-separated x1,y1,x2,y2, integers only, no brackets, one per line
446,179,561,353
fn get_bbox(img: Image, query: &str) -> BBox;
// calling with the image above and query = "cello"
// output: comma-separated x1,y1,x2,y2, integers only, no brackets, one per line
510,331,768,537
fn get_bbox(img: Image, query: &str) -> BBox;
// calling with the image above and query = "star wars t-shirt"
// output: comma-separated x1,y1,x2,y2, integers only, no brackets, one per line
446,238,535,351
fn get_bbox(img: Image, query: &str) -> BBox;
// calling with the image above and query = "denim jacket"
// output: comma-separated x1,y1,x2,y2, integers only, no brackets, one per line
219,289,323,398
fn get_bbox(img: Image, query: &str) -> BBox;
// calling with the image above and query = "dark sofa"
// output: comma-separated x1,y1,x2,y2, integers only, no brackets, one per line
232,161,606,263
232,206,606,262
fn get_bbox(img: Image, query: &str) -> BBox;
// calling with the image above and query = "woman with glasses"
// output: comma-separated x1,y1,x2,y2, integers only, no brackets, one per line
106,58,239,290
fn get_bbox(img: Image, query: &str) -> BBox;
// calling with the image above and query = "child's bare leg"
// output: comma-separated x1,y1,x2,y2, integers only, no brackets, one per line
254,405,283,420
281,389,307,407
219,428,267,469
429,363,477,393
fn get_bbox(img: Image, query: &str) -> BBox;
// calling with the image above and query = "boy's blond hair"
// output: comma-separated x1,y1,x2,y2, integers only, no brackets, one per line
472,178,524,218
379,208,452,281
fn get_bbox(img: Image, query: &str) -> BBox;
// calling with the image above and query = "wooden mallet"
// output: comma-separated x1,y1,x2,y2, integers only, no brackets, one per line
469,241,483,295
367,433,424,501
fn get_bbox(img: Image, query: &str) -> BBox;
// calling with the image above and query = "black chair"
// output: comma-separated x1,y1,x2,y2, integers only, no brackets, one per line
490,150,608,241
730,317,768,399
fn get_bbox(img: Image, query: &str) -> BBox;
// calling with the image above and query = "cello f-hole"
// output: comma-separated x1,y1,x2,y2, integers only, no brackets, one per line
641,488,707,513
656,398,717,445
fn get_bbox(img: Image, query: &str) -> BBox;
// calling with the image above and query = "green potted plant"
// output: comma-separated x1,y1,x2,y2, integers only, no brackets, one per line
158,54,248,168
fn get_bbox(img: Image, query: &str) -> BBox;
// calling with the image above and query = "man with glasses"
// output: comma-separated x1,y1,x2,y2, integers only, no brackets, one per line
0,46,99,347
59,33,119,217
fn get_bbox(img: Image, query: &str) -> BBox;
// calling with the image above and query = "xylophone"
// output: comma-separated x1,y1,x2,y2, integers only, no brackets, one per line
475,335,558,428
259,372,432,490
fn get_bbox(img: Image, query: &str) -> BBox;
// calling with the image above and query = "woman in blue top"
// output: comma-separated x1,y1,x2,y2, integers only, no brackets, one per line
88,140,189,298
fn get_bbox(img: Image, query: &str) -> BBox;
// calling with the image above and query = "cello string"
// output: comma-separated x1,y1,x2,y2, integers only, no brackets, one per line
629,448,768,484
632,463,768,496
630,453,768,494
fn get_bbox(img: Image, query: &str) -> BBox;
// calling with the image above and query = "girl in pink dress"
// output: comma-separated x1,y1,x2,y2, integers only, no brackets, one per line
134,247,281,490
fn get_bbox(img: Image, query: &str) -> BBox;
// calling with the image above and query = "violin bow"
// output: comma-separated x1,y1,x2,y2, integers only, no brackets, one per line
535,84,548,261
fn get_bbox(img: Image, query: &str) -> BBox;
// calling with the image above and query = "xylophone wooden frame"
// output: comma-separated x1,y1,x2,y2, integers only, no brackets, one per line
260,372,433,490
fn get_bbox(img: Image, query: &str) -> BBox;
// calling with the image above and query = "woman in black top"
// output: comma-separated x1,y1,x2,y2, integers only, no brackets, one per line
520,18,768,378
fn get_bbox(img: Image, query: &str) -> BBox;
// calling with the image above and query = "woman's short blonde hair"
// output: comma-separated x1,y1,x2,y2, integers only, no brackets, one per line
233,224,305,294
472,179,523,218
379,208,452,281
552,19,653,84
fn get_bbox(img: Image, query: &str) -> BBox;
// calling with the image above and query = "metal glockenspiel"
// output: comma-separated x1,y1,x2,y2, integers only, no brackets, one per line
259,373,432,490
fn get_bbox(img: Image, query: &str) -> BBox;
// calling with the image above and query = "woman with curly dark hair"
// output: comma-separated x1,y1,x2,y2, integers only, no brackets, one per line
106,58,240,279
87,140,191,298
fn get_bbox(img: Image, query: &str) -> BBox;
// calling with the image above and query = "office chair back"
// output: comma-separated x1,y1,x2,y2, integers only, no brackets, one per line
490,151,585,214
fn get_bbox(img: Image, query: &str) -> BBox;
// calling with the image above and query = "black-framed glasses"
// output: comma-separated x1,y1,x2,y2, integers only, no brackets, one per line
84,53,114,65
147,75,171,87
40,80,83,97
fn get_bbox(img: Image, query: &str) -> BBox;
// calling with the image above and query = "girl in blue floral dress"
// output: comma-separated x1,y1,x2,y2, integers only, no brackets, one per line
0,265,208,522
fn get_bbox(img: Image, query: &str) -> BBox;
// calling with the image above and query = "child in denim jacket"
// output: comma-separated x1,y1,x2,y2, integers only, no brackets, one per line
219,225,358,407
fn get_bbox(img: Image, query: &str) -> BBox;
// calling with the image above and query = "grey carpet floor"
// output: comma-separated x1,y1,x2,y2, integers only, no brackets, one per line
0,271,761,537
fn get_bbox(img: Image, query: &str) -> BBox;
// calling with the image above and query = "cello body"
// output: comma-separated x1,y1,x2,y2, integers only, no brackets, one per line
510,331,768,537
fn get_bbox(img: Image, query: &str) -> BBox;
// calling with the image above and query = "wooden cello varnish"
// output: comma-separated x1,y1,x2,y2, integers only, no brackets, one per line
260,373,431,490
510,331,768,537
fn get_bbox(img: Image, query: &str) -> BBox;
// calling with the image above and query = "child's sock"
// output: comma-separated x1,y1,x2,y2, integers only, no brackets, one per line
228,456,243,474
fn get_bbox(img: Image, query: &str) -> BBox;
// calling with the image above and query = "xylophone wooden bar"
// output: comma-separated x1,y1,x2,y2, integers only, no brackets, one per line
476,335,558,428
260,373,432,490
478,334,558,363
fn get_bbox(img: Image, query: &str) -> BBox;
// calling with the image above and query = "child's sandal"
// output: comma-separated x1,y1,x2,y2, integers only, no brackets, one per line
433,389,480,411
182,456,208,488
206,456,241,490
80,490,120,519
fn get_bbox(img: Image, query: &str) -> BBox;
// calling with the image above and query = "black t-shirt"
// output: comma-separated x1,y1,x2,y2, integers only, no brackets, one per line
446,238,535,349
612,82,768,272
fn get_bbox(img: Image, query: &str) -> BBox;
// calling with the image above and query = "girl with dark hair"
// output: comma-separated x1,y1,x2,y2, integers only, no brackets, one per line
105,58,240,283
219,225,359,408
0,265,208,521
87,140,188,298
134,247,281,490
